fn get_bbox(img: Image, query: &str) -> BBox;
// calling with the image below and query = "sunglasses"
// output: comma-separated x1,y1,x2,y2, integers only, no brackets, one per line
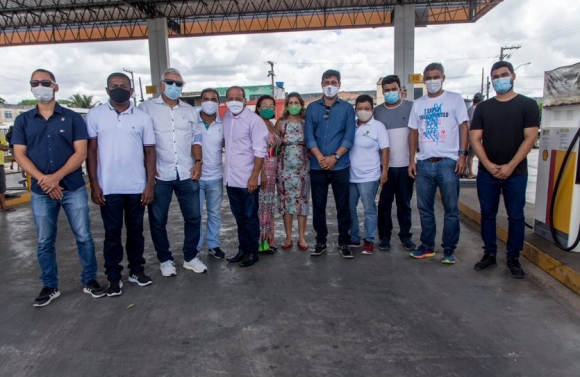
30,80,55,88
323,105,331,120
163,79,184,88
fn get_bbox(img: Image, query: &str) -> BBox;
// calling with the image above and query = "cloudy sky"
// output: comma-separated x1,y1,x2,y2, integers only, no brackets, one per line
1,0,579,105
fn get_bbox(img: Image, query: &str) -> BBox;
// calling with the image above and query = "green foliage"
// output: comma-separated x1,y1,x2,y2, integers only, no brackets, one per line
66,93,99,109
18,99,37,106
0,97,5,104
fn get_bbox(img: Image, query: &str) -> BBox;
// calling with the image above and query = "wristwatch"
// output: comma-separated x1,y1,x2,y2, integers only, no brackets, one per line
458,150,468,156
334,153,341,160
195,159,203,164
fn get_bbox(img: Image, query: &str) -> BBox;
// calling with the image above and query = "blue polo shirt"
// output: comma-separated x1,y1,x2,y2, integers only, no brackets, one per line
304,97,356,170
12,103,88,195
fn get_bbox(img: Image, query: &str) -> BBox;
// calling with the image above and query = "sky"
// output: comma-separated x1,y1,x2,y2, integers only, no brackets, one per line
1,0,580,105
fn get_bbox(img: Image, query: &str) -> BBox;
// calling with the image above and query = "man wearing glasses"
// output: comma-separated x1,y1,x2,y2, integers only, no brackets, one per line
12,69,106,307
305,69,356,258
139,68,205,277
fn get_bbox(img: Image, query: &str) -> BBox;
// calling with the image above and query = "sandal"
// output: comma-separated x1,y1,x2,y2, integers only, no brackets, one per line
282,241,293,249
298,243,308,250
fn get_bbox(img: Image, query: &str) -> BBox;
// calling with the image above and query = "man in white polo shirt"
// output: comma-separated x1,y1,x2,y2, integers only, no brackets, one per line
194,88,226,259
139,68,206,277
86,72,157,297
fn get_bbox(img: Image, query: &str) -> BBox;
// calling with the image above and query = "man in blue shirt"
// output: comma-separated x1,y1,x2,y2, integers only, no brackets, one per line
305,69,356,258
12,69,106,307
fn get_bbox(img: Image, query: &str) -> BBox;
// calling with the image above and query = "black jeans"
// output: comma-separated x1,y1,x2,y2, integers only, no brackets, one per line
310,168,351,245
226,186,260,257
100,194,146,281
378,166,415,241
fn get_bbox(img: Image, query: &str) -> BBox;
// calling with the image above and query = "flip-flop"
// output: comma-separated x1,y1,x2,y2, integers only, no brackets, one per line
298,243,308,250
282,241,293,249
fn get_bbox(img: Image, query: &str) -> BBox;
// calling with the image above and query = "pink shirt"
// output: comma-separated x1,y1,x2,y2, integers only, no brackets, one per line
223,106,269,188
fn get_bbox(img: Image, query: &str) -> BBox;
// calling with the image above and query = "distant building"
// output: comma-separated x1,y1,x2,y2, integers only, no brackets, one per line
181,83,285,106
0,104,34,125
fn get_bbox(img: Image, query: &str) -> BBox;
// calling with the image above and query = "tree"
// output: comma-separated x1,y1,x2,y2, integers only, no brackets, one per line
0,97,5,104
66,93,99,109
18,99,37,106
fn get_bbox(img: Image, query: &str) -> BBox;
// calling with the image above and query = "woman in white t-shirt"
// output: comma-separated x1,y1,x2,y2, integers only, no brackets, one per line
349,95,390,255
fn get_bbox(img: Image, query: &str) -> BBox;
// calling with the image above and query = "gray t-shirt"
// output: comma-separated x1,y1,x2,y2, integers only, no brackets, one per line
373,100,413,168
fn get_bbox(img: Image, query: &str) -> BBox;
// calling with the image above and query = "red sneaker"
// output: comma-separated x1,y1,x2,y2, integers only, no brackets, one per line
362,240,374,255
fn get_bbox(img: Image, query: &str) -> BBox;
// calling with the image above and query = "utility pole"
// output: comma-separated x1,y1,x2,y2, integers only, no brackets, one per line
267,61,275,98
486,76,490,100
480,67,484,95
123,68,137,106
500,45,521,61
138,77,145,102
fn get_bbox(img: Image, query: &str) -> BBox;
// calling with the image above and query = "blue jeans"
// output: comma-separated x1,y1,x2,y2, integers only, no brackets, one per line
415,158,460,253
100,194,146,282
310,168,351,245
149,177,201,263
227,186,260,257
477,170,528,259
378,166,415,241
198,178,223,250
31,187,97,288
349,180,379,243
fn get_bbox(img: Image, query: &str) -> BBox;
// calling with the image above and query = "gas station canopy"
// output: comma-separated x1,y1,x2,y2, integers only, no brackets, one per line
0,0,501,47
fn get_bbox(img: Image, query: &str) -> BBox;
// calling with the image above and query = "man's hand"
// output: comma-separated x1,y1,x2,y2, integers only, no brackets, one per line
408,161,417,178
248,174,259,193
455,155,467,177
48,186,64,201
380,172,388,188
141,183,154,206
190,165,202,181
495,163,516,180
483,161,501,177
91,184,106,206
319,156,337,170
37,174,62,194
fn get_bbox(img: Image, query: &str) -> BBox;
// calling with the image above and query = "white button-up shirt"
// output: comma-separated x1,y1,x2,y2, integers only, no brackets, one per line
138,97,201,181
86,102,155,195
223,107,268,188
194,110,224,182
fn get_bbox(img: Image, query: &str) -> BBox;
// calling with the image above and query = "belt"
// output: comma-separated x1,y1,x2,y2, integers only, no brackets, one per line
424,157,444,162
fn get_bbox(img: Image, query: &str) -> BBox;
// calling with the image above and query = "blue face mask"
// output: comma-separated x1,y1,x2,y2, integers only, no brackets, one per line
492,77,513,94
164,83,182,100
384,91,400,104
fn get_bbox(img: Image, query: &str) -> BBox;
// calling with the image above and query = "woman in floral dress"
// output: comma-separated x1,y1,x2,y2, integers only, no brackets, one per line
275,92,310,250
255,95,281,253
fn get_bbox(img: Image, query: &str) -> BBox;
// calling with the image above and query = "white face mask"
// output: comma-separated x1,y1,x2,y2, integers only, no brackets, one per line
226,101,244,115
201,101,218,115
356,110,373,123
322,85,339,98
425,79,442,94
32,86,54,103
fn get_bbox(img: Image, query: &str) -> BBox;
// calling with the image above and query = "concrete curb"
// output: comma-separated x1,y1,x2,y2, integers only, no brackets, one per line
458,200,580,295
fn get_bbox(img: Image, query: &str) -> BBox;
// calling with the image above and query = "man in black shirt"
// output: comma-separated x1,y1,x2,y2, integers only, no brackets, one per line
470,61,539,278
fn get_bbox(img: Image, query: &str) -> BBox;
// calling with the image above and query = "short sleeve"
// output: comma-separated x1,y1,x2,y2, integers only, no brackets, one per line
11,114,27,145
86,108,99,138
523,97,540,128
454,94,470,125
470,103,484,130
71,112,89,141
142,114,156,146
376,121,390,149
408,101,421,129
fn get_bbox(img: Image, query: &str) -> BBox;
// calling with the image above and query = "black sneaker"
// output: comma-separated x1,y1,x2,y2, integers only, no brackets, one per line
401,238,417,251
506,258,525,278
107,280,123,297
83,279,106,298
378,238,391,251
348,239,362,247
128,272,153,287
474,253,497,271
33,287,60,307
208,247,225,259
310,243,327,256
339,244,354,259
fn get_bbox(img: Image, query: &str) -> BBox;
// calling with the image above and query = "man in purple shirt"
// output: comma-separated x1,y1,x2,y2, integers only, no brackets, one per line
222,86,269,267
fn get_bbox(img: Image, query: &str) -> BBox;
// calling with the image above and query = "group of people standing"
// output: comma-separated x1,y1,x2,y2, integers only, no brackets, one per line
11,59,538,308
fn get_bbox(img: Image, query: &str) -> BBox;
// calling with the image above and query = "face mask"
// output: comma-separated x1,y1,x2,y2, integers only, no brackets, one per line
32,86,54,103
109,87,131,103
356,110,373,123
384,91,400,104
492,77,513,94
425,79,442,94
288,105,302,115
164,84,182,100
226,101,244,115
201,101,218,115
259,108,275,119
322,85,339,98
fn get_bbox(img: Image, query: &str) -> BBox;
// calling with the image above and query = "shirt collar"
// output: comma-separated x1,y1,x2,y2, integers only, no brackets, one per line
316,97,343,107
227,106,250,119
31,101,64,117
153,95,183,108
107,101,134,115
196,109,222,124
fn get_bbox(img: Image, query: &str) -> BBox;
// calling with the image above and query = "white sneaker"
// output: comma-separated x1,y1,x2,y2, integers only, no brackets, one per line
183,256,207,273
160,261,177,277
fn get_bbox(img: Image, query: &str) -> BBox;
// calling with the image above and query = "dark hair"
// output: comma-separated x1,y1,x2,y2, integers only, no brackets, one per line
31,68,56,82
200,88,220,103
107,72,132,88
255,95,276,119
355,94,374,108
282,92,305,119
423,62,445,75
226,86,246,99
381,75,401,88
322,69,341,82
490,61,514,75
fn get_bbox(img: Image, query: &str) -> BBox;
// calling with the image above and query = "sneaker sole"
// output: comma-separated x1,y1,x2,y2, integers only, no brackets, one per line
310,246,327,256
33,291,61,307
83,288,107,298
128,277,153,286
341,254,355,259
208,253,225,259
506,266,526,278
161,271,177,277
361,251,373,255
441,259,456,265
183,264,207,274
410,252,436,259
107,290,123,297
474,263,497,271
402,244,417,251
378,246,391,251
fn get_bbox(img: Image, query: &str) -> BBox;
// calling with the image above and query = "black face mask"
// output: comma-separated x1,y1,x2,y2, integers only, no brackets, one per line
108,87,131,104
